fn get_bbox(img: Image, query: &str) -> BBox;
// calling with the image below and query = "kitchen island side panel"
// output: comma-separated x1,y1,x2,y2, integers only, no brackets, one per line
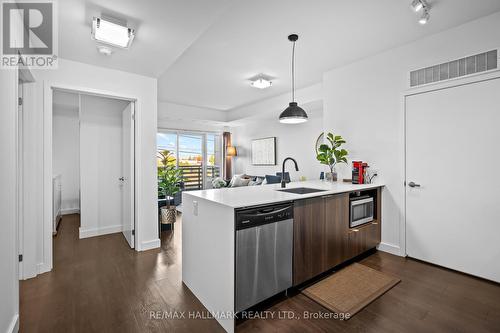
182,193,235,333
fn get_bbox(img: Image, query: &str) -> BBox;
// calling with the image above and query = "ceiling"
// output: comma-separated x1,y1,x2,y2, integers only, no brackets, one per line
58,0,232,77
58,0,500,111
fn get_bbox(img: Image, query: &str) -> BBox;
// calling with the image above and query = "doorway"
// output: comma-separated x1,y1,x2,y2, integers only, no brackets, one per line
405,76,500,282
52,89,136,250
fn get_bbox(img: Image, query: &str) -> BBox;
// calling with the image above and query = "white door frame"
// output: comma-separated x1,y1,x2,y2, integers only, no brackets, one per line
43,82,139,272
402,69,500,257
17,66,36,280
17,81,24,280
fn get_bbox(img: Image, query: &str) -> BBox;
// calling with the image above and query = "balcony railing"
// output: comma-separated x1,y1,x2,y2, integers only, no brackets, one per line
159,165,221,191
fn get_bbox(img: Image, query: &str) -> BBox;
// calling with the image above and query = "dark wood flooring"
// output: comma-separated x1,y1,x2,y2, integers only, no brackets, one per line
20,214,500,332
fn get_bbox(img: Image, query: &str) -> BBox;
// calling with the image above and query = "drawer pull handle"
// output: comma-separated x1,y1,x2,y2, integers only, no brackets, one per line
351,229,360,233
371,222,378,225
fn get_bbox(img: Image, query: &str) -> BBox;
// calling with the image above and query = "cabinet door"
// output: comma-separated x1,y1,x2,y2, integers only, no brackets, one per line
324,194,349,269
293,198,326,286
347,221,380,260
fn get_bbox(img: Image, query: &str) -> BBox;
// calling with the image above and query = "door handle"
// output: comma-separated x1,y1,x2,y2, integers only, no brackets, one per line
408,181,420,188
119,177,125,181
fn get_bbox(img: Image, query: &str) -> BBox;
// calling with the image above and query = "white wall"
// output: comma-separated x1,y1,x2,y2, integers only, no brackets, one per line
79,95,129,238
232,113,324,181
322,12,500,255
0,68,20,333
158,101,227,132
53,105,80,213
24,58,158,277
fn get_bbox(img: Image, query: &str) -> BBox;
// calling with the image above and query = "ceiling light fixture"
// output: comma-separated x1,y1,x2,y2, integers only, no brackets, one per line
251,75,272,89
410,0,425,12
410,0,430,25
91,17,135,48
97,45,113,56
418,10,430,25
279,34,308,124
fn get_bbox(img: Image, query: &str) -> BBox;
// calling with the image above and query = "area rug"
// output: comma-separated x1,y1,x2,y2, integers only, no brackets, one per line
302,263,400,318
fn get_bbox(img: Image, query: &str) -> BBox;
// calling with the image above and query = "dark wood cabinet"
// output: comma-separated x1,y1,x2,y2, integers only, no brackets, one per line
293,193,349,286
293,188,382,286
293,197,326,286
324,194,349,268
346,221,380,260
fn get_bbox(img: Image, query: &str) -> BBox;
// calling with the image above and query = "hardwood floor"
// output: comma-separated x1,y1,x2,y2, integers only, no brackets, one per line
20,214,500,332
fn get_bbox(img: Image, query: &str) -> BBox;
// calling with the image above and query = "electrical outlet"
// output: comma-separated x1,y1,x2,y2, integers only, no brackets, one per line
193,201,198,216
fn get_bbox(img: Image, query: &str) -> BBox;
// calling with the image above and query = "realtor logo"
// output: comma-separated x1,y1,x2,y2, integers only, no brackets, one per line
1,1,57,68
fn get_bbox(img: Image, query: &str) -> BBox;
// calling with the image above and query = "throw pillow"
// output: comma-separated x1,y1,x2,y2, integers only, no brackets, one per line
228,174,243,187
265,175,281,184
248,177,263,186
232,176,251,187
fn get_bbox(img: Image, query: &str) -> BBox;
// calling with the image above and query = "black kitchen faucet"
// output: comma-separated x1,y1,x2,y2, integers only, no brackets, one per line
281,157,299,188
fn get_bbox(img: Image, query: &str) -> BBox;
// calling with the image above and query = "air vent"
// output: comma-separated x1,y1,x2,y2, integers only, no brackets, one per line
410,50,498,87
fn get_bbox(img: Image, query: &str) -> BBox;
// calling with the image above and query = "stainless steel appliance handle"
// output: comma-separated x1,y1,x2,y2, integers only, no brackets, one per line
351,197,373,206
241,206,291,218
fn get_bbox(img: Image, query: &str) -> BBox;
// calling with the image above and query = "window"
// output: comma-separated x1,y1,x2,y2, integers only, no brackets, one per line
157,131,222,190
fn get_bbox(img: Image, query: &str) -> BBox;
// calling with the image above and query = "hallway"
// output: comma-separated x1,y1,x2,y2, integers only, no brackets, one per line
19,214,224,332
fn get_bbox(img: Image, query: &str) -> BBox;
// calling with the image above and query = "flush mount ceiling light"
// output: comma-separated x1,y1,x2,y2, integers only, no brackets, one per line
279,34,308,124
250,75,272,89
91,17,135,48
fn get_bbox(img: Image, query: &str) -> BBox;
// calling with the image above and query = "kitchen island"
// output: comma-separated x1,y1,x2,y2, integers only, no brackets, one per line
182,180,384,332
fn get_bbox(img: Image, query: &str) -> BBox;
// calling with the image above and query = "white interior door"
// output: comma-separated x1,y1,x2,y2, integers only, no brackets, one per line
406,77,500,282
80,95,128,239
121,103,135,248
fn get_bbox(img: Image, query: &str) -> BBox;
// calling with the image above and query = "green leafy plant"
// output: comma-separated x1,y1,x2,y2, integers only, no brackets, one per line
316,133,349,175
157,150,183,206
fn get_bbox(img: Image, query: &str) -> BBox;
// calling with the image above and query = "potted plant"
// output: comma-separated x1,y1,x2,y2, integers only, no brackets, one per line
157,150,183,224
316,133,349,181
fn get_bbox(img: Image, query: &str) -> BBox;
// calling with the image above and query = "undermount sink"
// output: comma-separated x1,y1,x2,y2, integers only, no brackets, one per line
277,187,327,195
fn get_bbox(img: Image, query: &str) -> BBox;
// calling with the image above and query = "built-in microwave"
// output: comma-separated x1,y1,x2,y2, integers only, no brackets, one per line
349,195,374,228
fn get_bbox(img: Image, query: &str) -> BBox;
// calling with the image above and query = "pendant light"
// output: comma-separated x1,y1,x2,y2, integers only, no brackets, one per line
279,34,308,124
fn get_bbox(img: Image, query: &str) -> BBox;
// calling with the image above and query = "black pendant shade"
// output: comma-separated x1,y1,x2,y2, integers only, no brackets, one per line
279,34,308,124
279,102,308,124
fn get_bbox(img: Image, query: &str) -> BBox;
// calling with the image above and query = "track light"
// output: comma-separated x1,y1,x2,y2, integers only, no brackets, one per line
418,10,430,25
410,0,424,12
410,0,430,25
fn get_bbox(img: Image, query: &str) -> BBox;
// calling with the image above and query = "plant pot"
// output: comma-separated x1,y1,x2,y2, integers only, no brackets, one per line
332,171,338,181
325,172,338,182
161,206,176,225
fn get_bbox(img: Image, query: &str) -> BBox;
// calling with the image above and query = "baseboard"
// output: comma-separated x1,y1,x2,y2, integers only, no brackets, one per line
377,242,403,256
7,314,19,333
79,224,123,239
61,208,80,215
140,238,160,251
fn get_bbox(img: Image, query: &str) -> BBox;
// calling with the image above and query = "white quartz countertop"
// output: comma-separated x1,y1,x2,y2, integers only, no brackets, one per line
183,180,384,209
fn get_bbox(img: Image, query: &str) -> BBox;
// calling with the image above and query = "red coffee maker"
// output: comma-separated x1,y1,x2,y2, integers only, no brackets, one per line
352,161,369,184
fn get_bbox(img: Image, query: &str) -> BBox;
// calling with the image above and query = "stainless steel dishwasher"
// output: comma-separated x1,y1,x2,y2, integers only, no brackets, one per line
235,203,293,313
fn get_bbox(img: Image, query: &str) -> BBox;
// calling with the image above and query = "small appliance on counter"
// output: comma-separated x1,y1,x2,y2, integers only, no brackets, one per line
352,161,378,184
352,161,368,184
